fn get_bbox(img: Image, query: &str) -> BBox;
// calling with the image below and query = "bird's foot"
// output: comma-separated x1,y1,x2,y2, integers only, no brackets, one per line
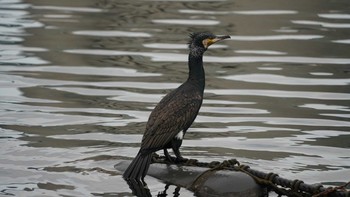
164,155,177,164
175,157,188,164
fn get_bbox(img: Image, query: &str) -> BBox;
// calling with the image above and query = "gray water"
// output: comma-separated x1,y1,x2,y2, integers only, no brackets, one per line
0,0,349,196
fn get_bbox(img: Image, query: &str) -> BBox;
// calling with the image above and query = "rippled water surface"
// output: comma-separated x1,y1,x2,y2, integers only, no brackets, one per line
1,0,349,196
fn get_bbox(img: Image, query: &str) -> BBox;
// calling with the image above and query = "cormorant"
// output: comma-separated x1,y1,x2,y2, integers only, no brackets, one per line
123,32,230,181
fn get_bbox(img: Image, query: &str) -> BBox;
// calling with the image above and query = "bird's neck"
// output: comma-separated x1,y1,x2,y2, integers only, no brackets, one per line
187,51,205,92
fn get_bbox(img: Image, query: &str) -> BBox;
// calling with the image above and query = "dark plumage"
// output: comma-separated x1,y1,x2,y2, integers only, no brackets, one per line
123,32,230,181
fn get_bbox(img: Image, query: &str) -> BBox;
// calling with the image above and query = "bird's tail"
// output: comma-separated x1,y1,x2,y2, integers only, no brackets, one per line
123,153,152,180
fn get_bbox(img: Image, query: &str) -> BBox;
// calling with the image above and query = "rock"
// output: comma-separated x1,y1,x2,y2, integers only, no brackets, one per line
115,160,263,197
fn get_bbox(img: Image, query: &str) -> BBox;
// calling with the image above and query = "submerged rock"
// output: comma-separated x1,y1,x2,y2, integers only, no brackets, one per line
115,160,263,197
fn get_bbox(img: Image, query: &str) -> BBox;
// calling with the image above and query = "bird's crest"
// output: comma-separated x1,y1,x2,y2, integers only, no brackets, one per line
188,32,198,46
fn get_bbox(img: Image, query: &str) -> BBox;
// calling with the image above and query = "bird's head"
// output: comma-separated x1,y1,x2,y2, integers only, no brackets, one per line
188,32,230,56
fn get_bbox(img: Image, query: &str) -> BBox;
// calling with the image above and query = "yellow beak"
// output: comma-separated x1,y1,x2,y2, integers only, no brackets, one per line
203,35,230,48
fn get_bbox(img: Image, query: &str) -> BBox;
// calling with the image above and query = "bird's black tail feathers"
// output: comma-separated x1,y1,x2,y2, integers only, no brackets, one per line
123,153,152,180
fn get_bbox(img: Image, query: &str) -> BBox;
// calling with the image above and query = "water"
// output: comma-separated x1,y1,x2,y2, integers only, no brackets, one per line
0,0,349,196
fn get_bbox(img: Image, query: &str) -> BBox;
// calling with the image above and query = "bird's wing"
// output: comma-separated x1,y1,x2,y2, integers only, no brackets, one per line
140,88,202,152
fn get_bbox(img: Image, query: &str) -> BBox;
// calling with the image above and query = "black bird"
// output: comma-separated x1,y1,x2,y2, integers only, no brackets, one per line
123,32,230,181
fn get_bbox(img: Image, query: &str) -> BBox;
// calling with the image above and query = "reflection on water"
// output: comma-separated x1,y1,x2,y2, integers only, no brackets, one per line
0,0,349,196
221,74,350,85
